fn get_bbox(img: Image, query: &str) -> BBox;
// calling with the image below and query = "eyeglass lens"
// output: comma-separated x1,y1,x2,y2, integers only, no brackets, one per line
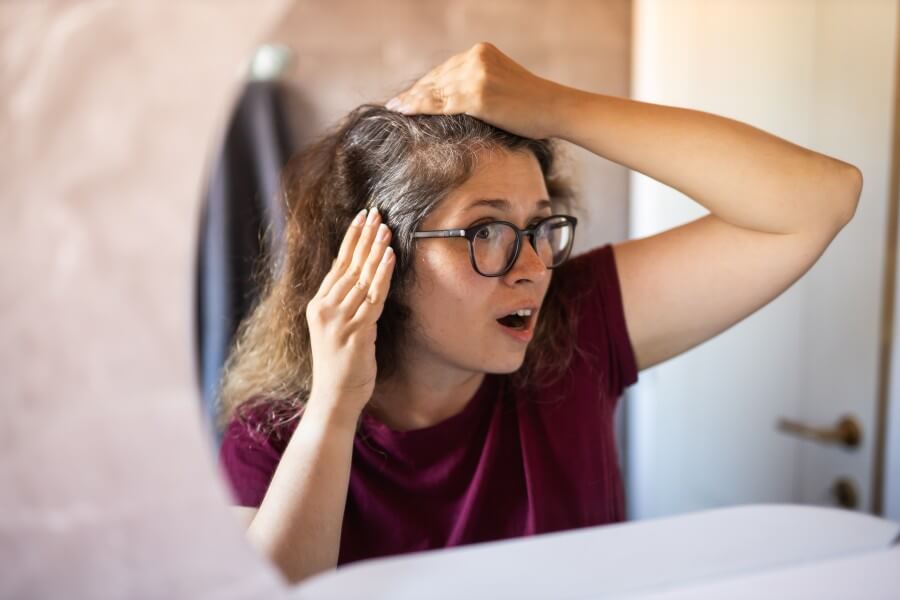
472,217,573,275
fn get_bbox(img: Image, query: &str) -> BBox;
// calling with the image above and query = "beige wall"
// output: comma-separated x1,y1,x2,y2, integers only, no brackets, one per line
0,1,631,596
270,0,632,252
0,2,291,597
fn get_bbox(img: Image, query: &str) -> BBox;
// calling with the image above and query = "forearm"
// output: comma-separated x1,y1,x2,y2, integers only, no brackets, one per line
549,85,862,234
246,400,357,584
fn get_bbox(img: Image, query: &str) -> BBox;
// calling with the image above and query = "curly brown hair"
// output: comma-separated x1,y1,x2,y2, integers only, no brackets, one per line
216,104,582,438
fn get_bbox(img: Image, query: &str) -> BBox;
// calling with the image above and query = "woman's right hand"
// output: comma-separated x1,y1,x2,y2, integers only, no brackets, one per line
305,207,395,427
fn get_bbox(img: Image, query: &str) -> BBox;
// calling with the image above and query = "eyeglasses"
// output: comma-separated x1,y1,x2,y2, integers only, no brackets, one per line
413,214,578,277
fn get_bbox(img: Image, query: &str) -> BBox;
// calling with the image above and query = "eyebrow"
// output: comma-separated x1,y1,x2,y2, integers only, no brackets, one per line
463,198,552,213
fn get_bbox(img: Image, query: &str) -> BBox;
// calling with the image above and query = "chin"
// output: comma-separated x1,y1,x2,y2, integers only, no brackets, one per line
486,352,527,374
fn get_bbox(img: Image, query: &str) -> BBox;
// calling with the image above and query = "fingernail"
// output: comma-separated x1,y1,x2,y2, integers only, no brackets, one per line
382,246,394,263
385,97,400,110
366,207,380,225
377,223,389,241
353,209,367,225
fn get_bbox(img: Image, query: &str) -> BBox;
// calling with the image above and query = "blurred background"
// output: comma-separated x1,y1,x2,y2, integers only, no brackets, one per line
1,0,899,595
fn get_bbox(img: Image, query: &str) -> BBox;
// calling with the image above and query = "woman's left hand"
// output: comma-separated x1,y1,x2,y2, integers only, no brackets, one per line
385,42,567,140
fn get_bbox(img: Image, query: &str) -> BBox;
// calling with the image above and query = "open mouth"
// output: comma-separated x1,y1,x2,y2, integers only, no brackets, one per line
496,310,533,332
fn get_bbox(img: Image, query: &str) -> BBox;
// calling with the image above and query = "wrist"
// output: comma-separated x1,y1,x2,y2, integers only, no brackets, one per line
303,392,362,433
547,84,602,143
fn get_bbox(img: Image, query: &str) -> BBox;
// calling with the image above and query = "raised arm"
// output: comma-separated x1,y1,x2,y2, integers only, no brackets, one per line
562,92,859,230
386,42,862,370
386,42,860,234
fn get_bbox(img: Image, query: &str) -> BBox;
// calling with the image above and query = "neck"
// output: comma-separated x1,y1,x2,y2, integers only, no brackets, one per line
369,350,486,432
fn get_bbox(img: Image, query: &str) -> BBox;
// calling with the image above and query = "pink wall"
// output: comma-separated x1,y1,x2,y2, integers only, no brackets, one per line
270,0,632,250
1,3,290,597
0,1,631,595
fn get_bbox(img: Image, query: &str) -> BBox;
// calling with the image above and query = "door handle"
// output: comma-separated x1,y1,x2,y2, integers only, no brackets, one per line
776,415,862,449
831,477,859,509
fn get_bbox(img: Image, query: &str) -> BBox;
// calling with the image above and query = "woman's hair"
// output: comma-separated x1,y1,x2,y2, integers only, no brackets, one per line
216,103,581,437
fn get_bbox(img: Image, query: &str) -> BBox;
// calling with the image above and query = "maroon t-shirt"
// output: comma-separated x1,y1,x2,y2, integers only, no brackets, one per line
219,243,639,566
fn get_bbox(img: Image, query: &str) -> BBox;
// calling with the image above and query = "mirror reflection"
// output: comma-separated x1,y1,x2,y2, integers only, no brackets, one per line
14,2,899,597
192,4,896,586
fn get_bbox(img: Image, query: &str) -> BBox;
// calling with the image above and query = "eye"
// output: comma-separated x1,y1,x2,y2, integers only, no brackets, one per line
474,224,495,240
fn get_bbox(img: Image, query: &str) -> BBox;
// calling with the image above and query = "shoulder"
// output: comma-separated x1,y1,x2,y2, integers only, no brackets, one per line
553,244,617,293
554,243,638,395
548,244,623,332
218,400,301,507
221,399,300,456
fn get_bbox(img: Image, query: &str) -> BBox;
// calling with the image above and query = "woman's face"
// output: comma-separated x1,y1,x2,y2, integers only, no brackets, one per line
404,148,554,375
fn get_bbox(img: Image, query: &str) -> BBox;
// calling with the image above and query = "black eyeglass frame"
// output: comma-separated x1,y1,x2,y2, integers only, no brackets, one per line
412,214,578,277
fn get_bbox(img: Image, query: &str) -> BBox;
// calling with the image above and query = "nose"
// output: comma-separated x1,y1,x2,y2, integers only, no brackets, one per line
504,237,548,282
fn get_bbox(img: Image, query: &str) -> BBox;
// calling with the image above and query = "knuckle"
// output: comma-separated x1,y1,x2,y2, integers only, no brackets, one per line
334,301,354,319
305,300,324,322
472,41,493,57
470,62,487,83
344,265,362,281
355,273,371,291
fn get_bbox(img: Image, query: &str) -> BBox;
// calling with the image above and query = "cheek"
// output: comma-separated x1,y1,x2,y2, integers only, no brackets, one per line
413,248,490,331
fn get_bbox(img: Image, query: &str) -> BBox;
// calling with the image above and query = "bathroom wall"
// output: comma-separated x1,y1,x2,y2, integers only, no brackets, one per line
268,0,633,251
626,0,899,520
1,3,291,597
1,1,633,596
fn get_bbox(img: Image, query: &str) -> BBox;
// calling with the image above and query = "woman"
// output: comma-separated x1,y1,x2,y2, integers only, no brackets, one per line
218,43,862,584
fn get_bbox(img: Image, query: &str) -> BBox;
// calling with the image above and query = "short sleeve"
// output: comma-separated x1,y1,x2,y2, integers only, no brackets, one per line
557,243,639,397
218,416,282,507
